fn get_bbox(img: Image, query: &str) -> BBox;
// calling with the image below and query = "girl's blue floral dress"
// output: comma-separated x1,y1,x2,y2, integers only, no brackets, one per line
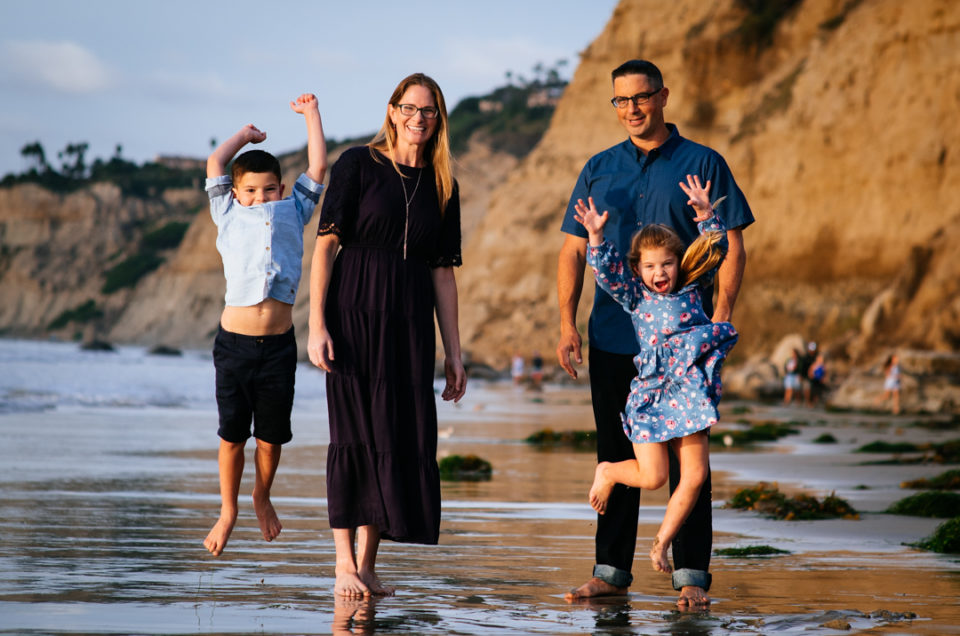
586,217,738,444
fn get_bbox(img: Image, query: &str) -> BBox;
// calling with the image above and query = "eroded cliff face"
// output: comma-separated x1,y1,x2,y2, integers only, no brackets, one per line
457,0,960,370
1,0,957,374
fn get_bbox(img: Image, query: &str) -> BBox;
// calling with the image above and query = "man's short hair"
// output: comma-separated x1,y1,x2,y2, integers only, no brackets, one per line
231,149,281,183
611,59,664,90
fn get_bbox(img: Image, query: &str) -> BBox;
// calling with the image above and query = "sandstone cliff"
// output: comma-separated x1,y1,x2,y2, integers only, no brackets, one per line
457,0,960,372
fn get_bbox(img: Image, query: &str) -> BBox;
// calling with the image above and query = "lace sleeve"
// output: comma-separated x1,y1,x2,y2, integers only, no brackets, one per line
316,148,363,240
429,180,462,268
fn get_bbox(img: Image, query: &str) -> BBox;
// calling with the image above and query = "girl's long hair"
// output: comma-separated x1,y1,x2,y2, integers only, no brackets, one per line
628,223,726,289
368,73,455,214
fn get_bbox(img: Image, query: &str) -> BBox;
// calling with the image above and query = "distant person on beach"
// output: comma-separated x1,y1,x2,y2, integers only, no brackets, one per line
807,352,828,406
308,73,466,598
799,341,818,406
783,349,801,405
511,350,525,384
530,350,544,388
575,175,738,578
556,59,753,608
203,94,327,557
880,353,901,414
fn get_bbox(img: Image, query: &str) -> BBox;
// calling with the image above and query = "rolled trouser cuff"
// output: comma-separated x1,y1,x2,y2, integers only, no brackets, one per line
593,564,633,588
672,568,711,592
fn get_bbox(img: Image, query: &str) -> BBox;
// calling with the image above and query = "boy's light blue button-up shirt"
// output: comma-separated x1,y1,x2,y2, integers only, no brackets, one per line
206,173,324,307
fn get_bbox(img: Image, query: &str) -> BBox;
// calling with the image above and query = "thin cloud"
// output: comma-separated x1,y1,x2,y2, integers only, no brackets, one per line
1,40,112,94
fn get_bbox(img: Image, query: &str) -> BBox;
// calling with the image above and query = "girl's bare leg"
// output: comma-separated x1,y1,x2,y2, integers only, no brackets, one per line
650,432,709,573
357,525,394,596
589,443,669,514
333,528,369,598
204,439,244,556
253,439,282,542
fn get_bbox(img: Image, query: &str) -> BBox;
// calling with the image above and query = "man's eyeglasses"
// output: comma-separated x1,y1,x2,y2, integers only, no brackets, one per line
396,104,439,119
610,88,662,109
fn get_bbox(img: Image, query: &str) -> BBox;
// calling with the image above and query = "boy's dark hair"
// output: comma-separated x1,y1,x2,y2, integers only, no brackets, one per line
611,59,663,89
231,149,281,183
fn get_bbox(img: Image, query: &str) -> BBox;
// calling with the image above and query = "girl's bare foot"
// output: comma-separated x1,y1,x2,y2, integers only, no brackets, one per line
359,569,395,596
203,510,238,556
588,462,616,514
253,490,282,542
335,571,370,599
650,536,672,573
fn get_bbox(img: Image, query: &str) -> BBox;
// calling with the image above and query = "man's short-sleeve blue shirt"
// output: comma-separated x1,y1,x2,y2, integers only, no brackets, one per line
561,124,754,355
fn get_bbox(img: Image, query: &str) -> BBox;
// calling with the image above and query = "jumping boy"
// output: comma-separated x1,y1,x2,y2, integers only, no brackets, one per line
203,93,327,556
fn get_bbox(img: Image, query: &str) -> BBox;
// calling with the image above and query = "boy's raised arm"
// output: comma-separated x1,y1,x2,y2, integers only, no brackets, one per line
207,124,267,178
290,93,327,184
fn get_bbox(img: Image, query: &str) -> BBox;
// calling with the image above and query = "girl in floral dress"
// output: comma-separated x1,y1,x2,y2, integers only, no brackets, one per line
574,174,737,574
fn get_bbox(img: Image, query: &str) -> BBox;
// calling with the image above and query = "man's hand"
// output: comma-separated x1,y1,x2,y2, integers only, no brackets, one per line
556,324,583,379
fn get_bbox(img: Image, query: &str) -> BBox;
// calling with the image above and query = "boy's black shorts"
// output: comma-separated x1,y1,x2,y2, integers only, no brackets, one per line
213,325,297,445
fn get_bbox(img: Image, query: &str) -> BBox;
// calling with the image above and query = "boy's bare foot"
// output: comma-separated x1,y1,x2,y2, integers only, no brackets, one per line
335,571,370,599
677,585,711,610
564,577,628,602
253,491,282,542
359,569,395,596
203,510,238,556
650,536,672,573
588,463,616,514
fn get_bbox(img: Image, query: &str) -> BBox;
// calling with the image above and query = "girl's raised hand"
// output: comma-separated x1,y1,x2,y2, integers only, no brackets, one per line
679,174,713,221
573,196,609,237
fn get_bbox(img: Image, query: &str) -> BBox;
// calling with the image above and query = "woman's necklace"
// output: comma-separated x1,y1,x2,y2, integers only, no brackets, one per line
399,167,422,260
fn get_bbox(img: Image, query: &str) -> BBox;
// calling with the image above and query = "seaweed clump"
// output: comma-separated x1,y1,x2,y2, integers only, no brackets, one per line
525,429,596,450
856,439,960,464
912,517,960,554
711,421,800,447
726,482,859,520
438,454,492,481
886,492,960,518
901,469,960,491
714,545,790,557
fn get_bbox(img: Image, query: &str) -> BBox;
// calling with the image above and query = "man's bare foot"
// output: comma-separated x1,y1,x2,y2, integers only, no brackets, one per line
588,463,616,514
359,569,395,596
203,510,237,556
564,577,628,602
253,491,282,542
335,571,370,599
649,536,672,573
677,585,710,610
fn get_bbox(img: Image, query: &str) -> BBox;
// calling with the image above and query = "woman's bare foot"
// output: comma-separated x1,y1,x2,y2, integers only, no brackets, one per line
649,536,672,573
203,510,238,556
677,585,711,610
588,462,616,514
564,577,628,602
334,570,370,599
359,568,395,596
253,490,282,542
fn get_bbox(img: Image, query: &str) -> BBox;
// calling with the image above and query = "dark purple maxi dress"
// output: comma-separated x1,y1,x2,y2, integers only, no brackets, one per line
317,146,461,545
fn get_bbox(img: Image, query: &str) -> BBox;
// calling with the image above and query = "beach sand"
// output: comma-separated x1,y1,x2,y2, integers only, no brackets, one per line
0,375,958,634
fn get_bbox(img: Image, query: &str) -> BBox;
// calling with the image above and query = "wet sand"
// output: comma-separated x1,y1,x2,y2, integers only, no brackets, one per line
1,381,958,634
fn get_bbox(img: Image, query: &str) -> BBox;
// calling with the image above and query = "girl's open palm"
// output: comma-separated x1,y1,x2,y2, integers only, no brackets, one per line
678,174,713,221
573,197,609,236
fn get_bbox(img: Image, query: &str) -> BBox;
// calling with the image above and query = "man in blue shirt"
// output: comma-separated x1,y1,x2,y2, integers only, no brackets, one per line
557,60,754,608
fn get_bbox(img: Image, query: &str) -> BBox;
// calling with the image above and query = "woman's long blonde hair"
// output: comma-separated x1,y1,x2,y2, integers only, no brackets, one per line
628,223,726,290
368,73,455,213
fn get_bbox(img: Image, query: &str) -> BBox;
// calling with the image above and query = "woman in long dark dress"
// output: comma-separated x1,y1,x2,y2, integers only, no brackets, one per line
308,73,466,598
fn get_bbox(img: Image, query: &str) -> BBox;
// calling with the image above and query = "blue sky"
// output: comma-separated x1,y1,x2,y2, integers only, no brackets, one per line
0,0,619,177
